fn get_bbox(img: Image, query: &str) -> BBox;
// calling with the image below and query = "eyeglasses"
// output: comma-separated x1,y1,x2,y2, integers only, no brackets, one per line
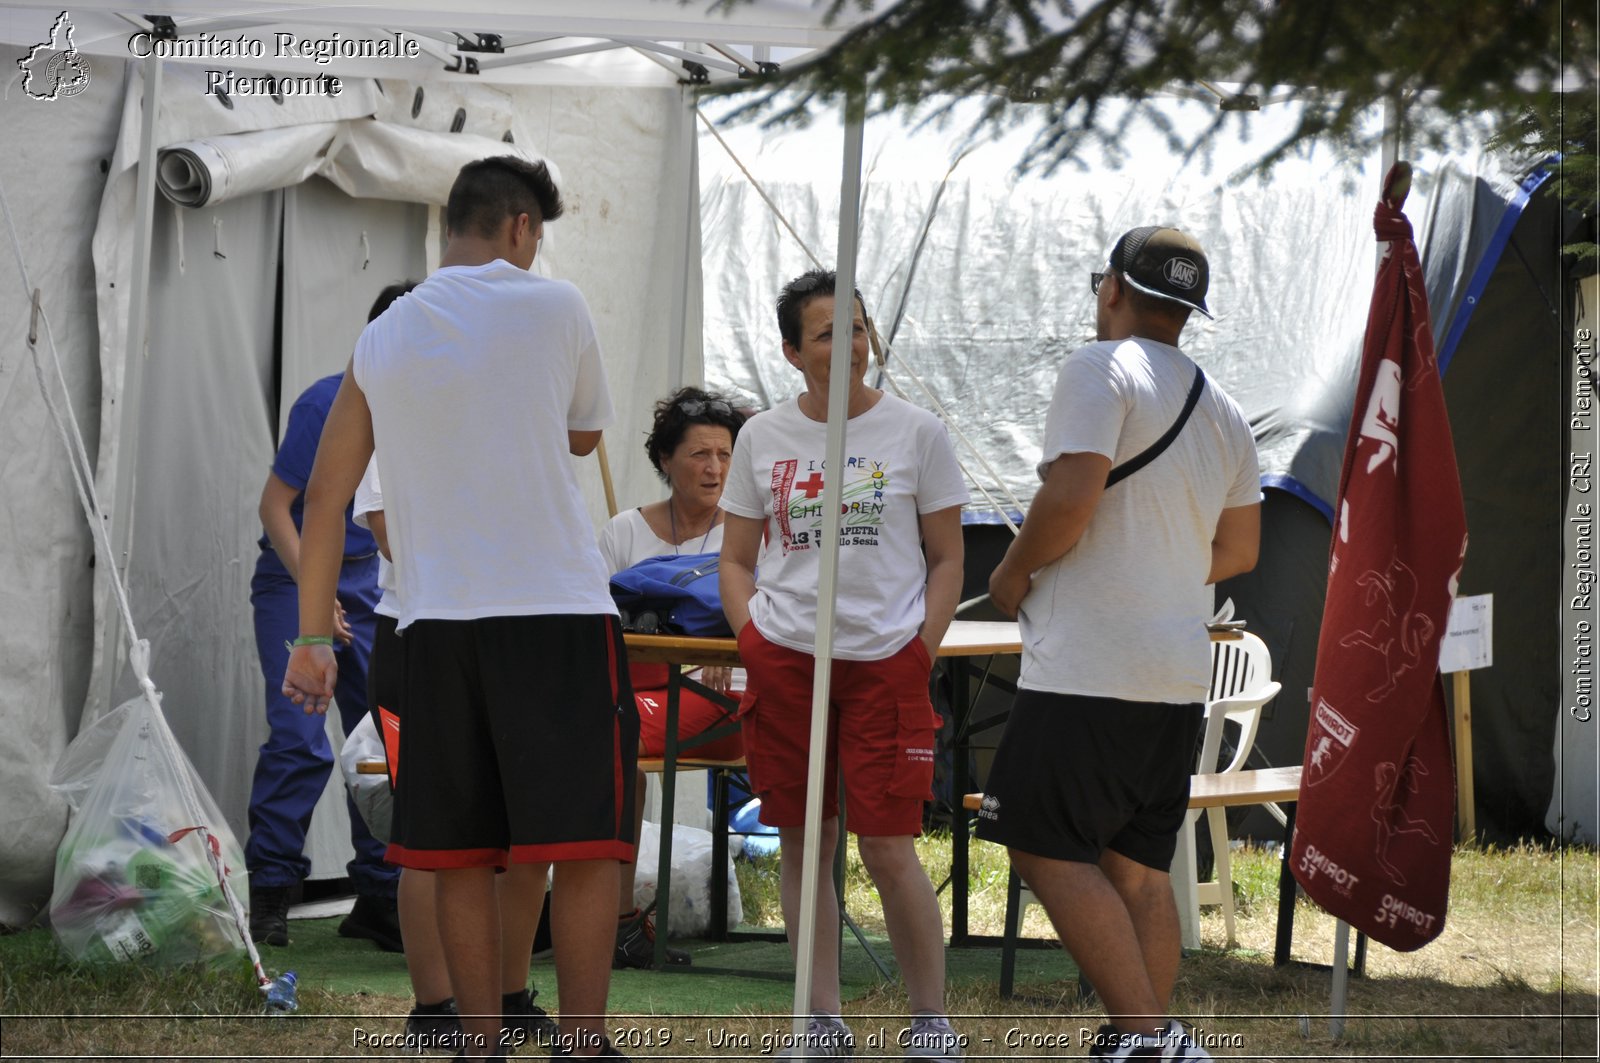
1090,271,1108,295
678,397,733,417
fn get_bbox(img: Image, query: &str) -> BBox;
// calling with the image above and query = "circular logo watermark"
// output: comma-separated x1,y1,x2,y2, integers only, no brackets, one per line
45,49,92,97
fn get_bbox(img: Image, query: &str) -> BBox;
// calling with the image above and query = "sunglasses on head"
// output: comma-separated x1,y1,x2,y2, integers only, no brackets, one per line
678,397,733,417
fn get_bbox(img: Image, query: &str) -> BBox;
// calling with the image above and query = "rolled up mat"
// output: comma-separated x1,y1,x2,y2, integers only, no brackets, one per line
156,123,340,207
158,120,548,209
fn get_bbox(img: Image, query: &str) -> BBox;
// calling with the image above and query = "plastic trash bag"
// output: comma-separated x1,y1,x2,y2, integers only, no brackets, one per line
48,697,246,966
338,713,393,844
631,820,742,937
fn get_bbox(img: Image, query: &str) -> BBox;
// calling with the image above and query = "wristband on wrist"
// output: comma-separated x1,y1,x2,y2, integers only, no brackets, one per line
289,634,335,649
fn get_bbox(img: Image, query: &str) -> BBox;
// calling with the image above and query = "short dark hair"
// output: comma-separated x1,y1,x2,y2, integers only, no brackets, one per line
775,269,867,348
368,280,417,322
644,386,746,480
445,156,564,240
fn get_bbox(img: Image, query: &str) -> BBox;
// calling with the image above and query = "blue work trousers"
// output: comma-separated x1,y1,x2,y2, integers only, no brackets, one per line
244,549,397,897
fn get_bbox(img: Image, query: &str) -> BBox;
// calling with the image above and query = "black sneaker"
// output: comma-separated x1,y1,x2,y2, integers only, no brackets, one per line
405,999,464,1055
248,884,291,947
613,907,690,969
339,893,404,952
503,987,560,1050
1087,1020,1214,1061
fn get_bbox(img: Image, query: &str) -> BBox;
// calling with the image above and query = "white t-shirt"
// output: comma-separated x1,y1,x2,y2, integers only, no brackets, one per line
599,506,743,690
597,506,726,576
352,458,398,620
353,260,616,628
720,393,968,661
1019,337,1260,703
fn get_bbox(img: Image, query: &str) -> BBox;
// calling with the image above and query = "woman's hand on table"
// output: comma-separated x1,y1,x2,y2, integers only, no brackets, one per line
699,666,733,693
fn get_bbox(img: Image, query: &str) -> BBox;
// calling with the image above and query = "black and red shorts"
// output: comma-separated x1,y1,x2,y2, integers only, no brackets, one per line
384,613,638,870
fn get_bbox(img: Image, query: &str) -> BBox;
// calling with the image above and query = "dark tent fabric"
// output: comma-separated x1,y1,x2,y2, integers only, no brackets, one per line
1224,176,1582,843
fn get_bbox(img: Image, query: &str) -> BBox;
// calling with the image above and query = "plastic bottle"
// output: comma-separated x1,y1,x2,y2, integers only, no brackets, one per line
263,971,298,1014
85,908,163,963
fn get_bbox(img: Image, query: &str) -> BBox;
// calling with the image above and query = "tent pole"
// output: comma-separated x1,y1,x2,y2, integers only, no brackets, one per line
791,96,866,1045
668,87,696,390
1379,95,1401,180
101,52,163,711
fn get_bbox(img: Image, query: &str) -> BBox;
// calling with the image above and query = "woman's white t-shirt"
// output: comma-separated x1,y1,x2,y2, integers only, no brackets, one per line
597,506,726,576
720,393,967,661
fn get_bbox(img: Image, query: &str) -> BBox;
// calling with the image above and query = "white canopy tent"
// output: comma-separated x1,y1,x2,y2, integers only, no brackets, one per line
0,0,871,962
1,0,899,1035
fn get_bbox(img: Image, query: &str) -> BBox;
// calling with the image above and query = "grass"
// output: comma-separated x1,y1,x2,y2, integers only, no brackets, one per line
2,837,1596,1060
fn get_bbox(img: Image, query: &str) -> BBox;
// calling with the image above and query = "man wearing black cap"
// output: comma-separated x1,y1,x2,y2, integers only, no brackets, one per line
979,227,1261,1060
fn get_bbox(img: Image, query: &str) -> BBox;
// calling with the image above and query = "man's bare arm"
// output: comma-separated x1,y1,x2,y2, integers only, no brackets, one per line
1207,503,1261,584
569,429,602,457
987,451,1112,618
258,473,303,582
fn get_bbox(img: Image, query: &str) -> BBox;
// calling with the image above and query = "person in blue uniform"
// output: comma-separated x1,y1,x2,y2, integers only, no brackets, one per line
245,302,403,951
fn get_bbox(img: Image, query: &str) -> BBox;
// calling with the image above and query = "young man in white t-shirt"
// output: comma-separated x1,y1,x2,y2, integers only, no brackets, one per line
283,157,633,1060
981,228,1261,1062
720,271,969,1061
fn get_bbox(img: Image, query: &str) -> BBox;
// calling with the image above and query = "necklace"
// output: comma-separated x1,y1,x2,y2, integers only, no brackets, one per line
667,497,719,555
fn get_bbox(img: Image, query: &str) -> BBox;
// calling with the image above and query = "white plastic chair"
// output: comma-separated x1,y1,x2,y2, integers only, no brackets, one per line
1188,631,1281,947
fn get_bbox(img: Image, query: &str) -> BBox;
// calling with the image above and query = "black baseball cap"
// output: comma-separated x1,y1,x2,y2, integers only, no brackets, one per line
1109,226,1212,319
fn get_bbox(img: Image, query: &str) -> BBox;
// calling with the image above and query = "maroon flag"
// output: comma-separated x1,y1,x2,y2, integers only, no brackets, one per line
1290,163,1466,951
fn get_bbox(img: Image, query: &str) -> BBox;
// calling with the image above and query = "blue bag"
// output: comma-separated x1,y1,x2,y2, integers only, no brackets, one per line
608,552,732,637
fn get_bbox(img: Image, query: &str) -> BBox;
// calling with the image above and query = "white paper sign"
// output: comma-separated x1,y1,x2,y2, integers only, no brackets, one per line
1439,593,1492,673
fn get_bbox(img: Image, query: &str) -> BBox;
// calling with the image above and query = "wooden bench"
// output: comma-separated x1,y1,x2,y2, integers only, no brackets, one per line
636,756,746,775
960,766,1303,816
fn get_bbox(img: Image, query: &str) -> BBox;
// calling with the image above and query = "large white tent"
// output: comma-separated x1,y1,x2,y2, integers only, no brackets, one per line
0,0,885,931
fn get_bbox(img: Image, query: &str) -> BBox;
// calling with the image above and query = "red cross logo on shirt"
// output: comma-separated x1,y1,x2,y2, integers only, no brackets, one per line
796,472,826,498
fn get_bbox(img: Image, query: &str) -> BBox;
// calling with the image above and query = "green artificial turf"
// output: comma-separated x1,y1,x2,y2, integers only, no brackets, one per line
2,916,1079,1021
264,917,1077,1015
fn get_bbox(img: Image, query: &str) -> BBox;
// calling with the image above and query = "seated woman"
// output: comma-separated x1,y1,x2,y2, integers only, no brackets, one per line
599,385,747,969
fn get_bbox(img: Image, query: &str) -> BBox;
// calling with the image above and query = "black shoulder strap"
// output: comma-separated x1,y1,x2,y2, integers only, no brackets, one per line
1104,364,1206,488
